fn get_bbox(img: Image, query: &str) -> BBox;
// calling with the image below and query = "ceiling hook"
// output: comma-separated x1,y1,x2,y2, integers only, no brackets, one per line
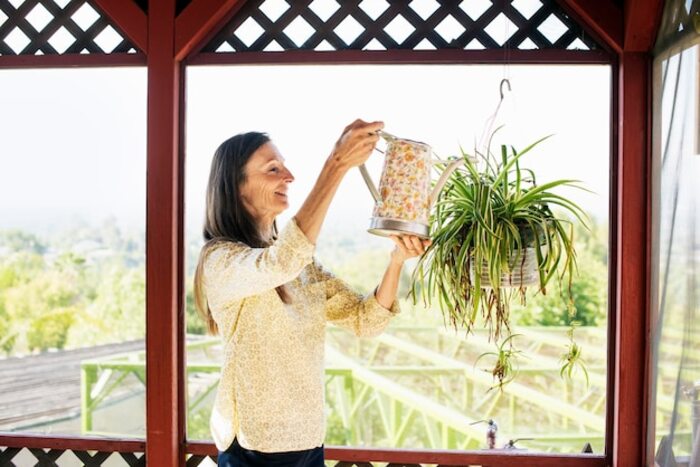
499,78,511,100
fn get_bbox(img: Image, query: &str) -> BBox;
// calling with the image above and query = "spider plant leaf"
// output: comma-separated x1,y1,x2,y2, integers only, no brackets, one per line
501,145,509,198
491,135,553,187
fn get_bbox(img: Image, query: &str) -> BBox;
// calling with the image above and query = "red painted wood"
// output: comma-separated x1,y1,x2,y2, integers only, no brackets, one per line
174,0,244,61
146,0,183,466
643,51,658,467
0,434,145,452
92,0,148,53
557,0,624,53
0,3,661,466
184,441,215,456
613,51,650,467
0,53,145,69
623,0,664,52
187,49,612,66
606,56,620,463
177,63,188,464
326,447,606,466
185,442,605,466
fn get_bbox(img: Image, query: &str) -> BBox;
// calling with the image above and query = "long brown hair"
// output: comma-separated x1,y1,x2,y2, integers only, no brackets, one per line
194,132,291,335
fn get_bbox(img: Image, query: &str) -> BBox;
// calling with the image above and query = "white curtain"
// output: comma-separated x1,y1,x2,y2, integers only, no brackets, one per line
650,1,700,466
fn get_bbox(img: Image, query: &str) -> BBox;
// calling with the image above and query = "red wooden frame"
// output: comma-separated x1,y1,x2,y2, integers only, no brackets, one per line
0,0,665,465
174,0,244,61
186,441,607,466
92,0,148,53
0,53,145,68
145,0,183,465
612,51,650,467
0,434,145,453
623,0,665,52
558,0,624,54
187,48,611,66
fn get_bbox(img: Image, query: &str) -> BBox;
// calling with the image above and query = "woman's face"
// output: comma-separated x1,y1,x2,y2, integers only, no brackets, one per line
239,141,295,224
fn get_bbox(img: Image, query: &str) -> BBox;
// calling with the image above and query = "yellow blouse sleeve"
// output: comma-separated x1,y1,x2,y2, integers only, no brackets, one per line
311,259,400,337
203,218,315,307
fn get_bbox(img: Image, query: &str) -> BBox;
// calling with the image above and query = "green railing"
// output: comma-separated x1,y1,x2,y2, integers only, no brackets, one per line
80,326,696,453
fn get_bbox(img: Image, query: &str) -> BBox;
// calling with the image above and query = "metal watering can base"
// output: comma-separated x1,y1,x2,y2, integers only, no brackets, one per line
368,217,430,239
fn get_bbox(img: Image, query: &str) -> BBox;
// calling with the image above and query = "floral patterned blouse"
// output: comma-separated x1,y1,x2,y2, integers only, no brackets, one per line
202,219,400,453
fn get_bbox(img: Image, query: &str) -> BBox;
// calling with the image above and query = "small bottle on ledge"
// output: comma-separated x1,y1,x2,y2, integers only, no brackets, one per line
486,419,498,449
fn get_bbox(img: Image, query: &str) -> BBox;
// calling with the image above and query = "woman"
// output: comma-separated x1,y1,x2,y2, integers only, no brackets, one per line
194,119,430,466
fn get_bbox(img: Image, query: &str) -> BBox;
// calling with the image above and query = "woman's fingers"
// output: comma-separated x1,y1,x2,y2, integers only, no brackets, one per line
409,235,424,253
357,120,384,135
390,235,432,262
400,235,414,252
345,120,383,141
332,120,384,169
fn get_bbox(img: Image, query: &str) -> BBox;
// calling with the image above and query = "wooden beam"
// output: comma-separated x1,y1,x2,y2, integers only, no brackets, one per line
325,447,607,466
186,442,607,466
189,49,612,66
174,0,244,61
613,51,651,467
557,0,623,54
0,434,145,452
91,0,148,53
623,0,665,52
0,53,145,69
146,0,184,466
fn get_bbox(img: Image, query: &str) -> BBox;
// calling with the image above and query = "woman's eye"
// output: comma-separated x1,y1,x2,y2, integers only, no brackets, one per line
269,167,279,173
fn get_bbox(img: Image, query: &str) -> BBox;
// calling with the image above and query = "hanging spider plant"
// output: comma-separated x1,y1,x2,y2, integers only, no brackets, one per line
560,322,589,386
474,333,525,392
411,134,590,343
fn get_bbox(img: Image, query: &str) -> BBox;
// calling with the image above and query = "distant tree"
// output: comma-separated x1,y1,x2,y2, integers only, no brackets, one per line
0,224,150,354
2,251,84,353
68,263,145,347
0,296,16,354
0,251,44,288
0,230,46,255
27,307,76,352
512,218,608,327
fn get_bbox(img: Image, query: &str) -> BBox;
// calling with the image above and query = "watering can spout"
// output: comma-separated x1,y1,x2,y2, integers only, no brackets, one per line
429,157,465,207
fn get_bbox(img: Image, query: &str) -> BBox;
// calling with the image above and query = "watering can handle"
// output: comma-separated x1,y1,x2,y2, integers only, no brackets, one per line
358,129,394,205
429,157,465,207
359,163,382,205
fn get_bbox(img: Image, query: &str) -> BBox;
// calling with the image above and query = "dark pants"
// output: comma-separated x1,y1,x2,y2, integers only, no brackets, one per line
217,438,325,467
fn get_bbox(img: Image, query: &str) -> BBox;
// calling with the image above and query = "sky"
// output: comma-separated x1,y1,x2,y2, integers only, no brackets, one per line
0,64,610,246
0,67,147,234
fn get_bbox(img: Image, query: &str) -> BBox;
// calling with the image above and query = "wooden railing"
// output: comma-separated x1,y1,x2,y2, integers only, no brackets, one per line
0,434,607,466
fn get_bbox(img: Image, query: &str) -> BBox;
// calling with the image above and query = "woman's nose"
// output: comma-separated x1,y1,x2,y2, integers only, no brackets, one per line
284,168,295,183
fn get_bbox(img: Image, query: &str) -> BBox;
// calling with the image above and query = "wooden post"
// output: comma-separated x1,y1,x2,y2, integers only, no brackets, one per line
613,51,651,467
146,0,184,465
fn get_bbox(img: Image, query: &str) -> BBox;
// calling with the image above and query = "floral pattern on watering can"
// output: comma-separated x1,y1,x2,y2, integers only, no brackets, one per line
373,139,432,224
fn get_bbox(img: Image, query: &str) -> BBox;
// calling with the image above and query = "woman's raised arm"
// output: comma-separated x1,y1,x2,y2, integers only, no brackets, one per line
294,119,383,244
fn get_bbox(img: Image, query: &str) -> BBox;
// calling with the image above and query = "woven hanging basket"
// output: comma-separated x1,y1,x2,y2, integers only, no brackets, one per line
470,245,547,289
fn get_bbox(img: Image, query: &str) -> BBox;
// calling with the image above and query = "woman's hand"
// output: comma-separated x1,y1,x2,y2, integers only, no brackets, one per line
328,119,384,171
389,235,432,265
296,119,383,244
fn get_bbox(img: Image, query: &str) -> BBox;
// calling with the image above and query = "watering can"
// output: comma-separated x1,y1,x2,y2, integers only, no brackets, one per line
359,130,464,239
